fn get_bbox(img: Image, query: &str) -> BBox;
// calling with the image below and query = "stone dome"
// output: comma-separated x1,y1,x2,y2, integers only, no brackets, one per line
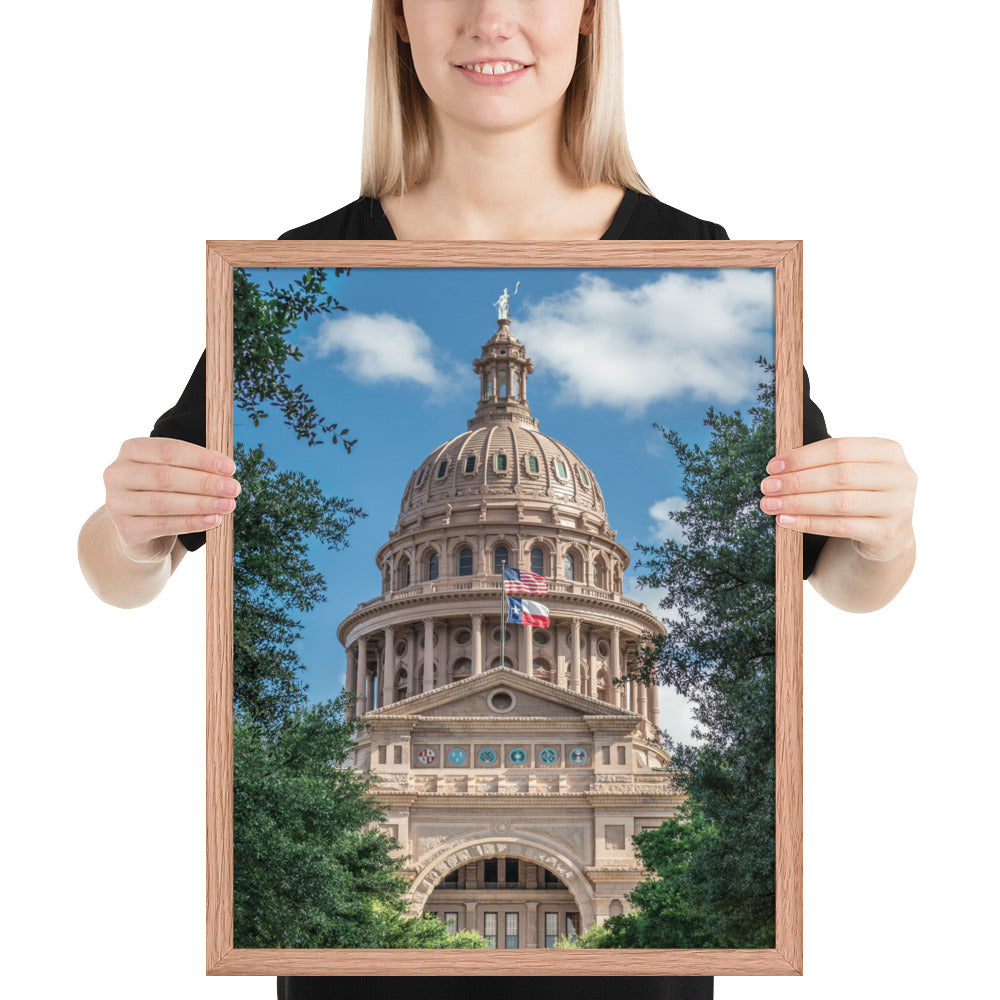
396,321,606,530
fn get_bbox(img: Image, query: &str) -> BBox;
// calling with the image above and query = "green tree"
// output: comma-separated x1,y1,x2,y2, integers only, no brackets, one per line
234,695,487,948
234,266,355,450
233,442,363,729
625,362,777,948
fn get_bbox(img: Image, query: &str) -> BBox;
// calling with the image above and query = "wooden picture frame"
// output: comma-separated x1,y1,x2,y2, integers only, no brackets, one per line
206,241,803,976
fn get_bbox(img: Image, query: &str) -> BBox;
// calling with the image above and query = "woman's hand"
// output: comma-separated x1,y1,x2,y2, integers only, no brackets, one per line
759,437,917,612
103,437,240,561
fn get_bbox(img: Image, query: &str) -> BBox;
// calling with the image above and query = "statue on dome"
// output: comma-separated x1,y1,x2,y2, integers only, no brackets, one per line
493,281,520,320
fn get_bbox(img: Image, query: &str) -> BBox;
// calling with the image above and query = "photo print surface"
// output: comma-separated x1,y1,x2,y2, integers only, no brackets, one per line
224,259,784,962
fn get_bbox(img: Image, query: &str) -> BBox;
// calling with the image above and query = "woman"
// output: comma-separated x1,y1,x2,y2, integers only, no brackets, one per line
79,2,916,998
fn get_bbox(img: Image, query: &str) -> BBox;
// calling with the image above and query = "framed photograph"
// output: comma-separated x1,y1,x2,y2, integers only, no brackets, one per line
206,241,803,976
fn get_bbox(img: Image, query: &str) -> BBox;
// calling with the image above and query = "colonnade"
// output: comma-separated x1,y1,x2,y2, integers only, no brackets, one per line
345,614,660,736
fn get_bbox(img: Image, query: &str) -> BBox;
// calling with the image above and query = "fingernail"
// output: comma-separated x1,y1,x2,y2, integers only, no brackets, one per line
767,458,785,474
218,478,239,496
761,478,782,494
215,457,236,474
203,514,222,527
761,497,782,512
777,514,797,526
214,497,235,512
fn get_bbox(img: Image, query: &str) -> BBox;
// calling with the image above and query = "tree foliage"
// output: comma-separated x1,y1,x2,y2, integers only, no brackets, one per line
610,361,778,948
234,696,487,949
233,441,364,730
234,266,356,450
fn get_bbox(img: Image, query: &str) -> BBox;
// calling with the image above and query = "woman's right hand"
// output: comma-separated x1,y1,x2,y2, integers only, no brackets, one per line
103,437,240,562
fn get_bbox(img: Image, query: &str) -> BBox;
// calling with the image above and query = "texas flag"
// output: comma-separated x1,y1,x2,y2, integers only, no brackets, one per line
507,596,550,628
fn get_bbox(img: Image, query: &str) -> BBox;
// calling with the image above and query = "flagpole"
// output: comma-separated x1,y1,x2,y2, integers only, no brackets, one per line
499,560,506,669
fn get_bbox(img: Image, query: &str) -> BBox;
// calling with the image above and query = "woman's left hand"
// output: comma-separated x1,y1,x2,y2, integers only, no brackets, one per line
759,437,917,562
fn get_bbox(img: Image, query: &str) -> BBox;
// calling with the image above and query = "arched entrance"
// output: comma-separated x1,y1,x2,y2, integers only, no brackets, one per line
409,837,595,948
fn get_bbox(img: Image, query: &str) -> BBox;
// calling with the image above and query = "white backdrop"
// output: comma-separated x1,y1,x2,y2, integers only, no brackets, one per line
3,3,996,998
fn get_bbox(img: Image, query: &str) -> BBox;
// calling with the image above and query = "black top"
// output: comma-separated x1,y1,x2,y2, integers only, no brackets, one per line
151,193,829,1000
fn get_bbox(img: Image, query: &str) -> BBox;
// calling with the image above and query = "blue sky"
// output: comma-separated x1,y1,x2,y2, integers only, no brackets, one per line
238,266,775,744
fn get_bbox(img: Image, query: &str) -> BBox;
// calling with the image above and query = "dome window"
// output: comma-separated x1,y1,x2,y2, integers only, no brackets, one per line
563,553,576,581
452,657,472,677
493,545,509,574
400,558,411,588
527,455,539,474
495,453,508,472
454,629,472,645
458,547,473,577
428,552,439,581
555,460,568,480
579,468,590,486
530,547,545,576
416,467,426,486
464,455,476,474
437,460,449,479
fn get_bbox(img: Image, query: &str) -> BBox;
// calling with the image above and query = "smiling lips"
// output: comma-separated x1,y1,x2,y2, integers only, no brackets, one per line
455,60,531,84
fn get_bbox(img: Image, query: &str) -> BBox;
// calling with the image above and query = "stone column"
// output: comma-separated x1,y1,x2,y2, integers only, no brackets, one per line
356,637,368,714
346,646,356,718
383,626,396,706
611,627,622,708
521,622,533,674
471,614,484,675
442,623,451,685
407,626,417,698
423,617,435,692
651,675,660,730
570,619,581,693
525,900,539,948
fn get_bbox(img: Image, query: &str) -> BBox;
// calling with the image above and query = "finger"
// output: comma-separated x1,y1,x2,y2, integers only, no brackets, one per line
760,490,895,519
761,462,912,497
111,462,241,499
774,512,885,544
115,512,228,547
114,490,238,518
767,437,905,475
119,437,236,476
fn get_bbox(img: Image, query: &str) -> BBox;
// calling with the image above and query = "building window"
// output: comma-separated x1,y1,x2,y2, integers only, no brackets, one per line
579,467,589,486
530,547,544,576
555,460,568,480
484,859,498,884
454,629,472,645
564,553,575,581
484,912,498,948
444,912,458,935
464,455,476,473
494,545,509,574
498,371,508,397
453,657,472,677
416,467,425,486
458,547,473,576
437,460,449,479
505,912,519,949
545,912,558,948
400,559,411,588
527,455,539,474
393,744,403,763
566,913,579,939
495,453,508,472
428,552,439,581
377,745,386,764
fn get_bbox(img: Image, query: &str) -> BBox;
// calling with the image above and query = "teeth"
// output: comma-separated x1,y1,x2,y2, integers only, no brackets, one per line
464,62,525,75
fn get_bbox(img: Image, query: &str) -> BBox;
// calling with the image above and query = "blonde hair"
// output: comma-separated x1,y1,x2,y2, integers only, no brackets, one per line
361,0,651,199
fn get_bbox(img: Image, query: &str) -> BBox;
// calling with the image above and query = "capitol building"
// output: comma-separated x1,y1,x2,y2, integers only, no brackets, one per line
337,302,681,948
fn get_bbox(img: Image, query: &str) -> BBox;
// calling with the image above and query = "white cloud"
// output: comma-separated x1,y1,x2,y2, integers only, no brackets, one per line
312,312,441,387
518,270,774,413
649,496,687,543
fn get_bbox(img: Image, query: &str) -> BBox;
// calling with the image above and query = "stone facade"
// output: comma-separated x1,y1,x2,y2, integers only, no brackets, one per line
337,317,678,947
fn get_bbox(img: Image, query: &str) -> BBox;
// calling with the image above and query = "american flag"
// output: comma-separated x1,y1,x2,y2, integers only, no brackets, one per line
503,567,548,595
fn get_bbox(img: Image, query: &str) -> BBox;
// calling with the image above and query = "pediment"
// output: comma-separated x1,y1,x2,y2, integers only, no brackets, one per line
367,666,635,721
